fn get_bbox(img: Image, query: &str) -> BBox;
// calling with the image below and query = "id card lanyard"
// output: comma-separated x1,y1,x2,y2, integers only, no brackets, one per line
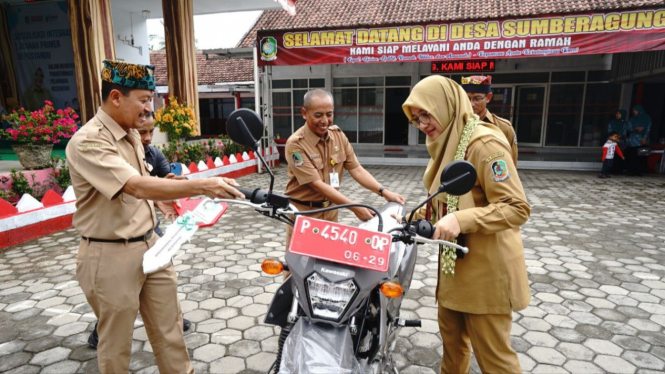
327,140,339,188
330,158,340,188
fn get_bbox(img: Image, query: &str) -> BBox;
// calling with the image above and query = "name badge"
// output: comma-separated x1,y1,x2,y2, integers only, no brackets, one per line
330,172,340,188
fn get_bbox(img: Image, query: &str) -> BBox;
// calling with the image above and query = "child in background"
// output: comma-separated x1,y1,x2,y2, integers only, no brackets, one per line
600,131,625,178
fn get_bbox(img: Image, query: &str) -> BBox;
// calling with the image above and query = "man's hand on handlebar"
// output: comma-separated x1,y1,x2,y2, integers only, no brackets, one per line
204,177,245,200
352,206,376,221
382,189,406,205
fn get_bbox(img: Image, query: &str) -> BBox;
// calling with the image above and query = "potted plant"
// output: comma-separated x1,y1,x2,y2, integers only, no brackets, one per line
1,101,78,170
154,97,198,142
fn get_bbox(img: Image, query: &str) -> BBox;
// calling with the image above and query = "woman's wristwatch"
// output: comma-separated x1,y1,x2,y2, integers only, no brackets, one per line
378,186,386,196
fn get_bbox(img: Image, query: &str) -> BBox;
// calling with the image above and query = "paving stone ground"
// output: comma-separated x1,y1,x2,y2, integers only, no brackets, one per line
1,165,664,374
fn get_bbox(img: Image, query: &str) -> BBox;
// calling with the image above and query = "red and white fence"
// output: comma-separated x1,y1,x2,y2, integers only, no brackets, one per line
0,146,279,250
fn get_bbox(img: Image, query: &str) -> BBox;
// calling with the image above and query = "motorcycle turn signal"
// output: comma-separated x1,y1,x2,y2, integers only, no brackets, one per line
380,282,404,298
261,259,285,275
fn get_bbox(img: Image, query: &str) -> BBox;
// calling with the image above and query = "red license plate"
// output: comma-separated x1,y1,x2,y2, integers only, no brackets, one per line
289,216,392,272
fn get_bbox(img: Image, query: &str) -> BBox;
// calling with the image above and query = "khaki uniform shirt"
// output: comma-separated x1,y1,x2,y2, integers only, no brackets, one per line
285,125,360,202
439,133,531,314
66,108,156,239
484,111,518,165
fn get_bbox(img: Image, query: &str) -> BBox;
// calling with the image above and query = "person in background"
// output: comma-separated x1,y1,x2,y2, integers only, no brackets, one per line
140,112,171,178
86,112,191,349
625,105,652,176
22,67,53,111
600,131,625,179
607,109,628,174
461,75,518,165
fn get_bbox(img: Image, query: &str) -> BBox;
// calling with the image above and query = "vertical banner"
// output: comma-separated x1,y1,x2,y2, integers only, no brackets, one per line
6,1,78,112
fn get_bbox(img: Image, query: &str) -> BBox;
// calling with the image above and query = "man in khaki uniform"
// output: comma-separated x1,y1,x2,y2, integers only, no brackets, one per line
284,89,405,248
66,60,243,373
462,75,519,164
403,76,530,373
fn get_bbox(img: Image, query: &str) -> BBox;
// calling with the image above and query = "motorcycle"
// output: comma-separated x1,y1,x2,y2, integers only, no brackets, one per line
218,109,477,374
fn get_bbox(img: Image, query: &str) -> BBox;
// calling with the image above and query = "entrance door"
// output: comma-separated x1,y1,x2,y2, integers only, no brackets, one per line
385,87,411,145
515,86,547,146
487,86,514,122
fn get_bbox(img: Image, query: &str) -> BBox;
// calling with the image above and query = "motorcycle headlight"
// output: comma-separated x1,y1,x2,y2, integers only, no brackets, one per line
306,272,357,321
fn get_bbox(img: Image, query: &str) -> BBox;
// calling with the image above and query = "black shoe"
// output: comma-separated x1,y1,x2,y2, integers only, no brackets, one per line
88,321,99,349
598,174,606,178
183,318,191,332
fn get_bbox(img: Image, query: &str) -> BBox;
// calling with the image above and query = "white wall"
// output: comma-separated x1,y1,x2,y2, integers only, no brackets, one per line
111,5,150,65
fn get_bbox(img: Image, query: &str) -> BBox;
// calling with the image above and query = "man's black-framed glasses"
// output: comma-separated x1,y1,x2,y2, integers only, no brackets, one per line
409,112,432,127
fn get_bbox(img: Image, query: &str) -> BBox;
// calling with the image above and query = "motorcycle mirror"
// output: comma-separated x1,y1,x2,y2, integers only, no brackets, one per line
407,160,477,223
438,160,477,196
226,108,264,151
226,108,278,194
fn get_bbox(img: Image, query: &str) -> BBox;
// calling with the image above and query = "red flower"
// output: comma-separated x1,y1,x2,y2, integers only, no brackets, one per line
44,100,53,106
203,141,207,145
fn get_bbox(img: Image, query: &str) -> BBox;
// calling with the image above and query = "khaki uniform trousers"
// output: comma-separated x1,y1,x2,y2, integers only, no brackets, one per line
77,236,193,374
438,305,521,374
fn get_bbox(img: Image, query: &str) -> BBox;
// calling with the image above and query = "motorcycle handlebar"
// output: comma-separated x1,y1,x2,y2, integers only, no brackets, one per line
236,188,269,204
412,219,434,239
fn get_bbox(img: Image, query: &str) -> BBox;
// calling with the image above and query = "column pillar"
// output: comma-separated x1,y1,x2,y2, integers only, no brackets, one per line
0,5,20,109
161,0,200,133
68,0,116,124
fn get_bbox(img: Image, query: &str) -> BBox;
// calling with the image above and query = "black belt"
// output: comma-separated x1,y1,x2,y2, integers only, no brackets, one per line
82,229,153,243
290,198,331,208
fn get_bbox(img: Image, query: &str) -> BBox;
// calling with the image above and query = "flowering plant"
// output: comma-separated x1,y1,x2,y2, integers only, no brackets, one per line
1,101,78,145
154,97,197,140
159,137,248,165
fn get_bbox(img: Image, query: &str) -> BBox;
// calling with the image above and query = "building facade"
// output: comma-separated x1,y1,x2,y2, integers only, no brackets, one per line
241,0,665,151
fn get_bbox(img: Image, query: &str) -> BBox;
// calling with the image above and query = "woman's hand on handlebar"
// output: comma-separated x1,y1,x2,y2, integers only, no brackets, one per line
433,214,461,241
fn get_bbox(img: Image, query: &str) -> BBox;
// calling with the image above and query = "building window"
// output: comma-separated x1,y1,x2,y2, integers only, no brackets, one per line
333,77,383,143
241,97,255,110
332,76,410,144
545,84,585,146
581,83,622,146
271,78,325,140
199,97,235,138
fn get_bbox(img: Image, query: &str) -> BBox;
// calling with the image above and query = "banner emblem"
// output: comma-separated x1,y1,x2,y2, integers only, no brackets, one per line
260,36,278,61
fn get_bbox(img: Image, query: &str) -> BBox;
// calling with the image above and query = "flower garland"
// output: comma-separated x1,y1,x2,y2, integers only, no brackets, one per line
440,114,480,277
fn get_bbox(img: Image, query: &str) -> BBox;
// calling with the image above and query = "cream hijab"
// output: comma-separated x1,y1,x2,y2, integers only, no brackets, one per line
402,76,506,215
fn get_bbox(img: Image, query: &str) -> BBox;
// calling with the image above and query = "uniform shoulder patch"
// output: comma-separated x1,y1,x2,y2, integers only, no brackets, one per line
491,159,510,182
79,142,103,151
484,151,504,163
292,152,305,167
288,148,302,155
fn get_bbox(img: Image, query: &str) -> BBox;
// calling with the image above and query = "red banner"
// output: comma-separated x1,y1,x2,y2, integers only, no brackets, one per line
257,8,665,66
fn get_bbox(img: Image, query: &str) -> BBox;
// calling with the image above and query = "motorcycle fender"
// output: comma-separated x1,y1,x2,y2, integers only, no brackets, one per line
264,279,294,328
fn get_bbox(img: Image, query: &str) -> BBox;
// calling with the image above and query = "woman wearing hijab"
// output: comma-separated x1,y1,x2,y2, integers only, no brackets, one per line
402,76,530,374
608,110,628,174
626,105,652,176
